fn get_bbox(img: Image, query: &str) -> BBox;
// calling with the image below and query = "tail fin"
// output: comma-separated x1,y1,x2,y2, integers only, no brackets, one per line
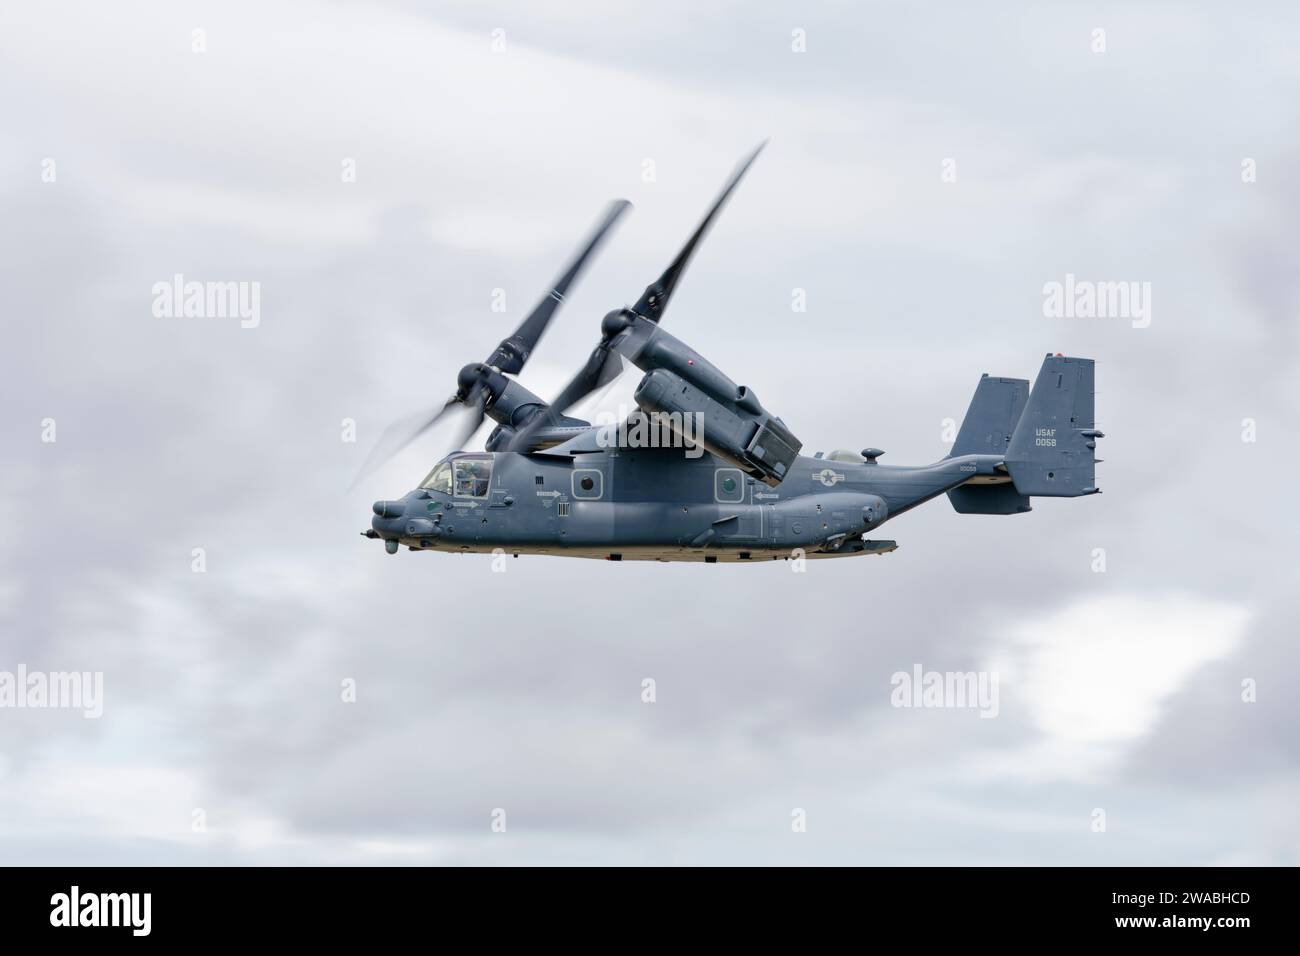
1004,354,1100,497
951,374,1029,457
948,374,1031,514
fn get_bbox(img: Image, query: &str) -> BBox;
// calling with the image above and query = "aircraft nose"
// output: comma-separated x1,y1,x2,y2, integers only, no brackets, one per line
372,499,406,518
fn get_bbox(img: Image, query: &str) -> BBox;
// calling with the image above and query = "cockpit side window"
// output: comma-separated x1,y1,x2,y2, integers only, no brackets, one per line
452,456,493,497
420,462,453,495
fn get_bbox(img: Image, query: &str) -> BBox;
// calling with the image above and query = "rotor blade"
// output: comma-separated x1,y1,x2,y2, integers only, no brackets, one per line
506,345,613,452
585,353,629,415
349,393,459,490
486,199,632,375
630,141,766,324
444,389,487,455
593,349,626,391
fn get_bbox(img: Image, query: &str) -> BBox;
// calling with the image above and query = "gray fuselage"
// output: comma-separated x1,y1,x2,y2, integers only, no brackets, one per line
369,440,1007,563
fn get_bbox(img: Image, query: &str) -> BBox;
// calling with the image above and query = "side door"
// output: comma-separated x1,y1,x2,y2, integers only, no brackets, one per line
527,466,563,545
568,459,613,545
714,467,760,539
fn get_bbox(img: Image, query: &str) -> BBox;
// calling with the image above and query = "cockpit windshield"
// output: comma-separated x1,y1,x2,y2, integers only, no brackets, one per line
422,455,493,497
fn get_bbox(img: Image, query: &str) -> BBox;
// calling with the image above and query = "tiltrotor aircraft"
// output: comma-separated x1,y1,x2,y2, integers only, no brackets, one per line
359,144,1102,562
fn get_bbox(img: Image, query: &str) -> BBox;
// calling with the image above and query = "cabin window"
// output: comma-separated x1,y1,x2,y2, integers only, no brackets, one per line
572,468,603,499
714,467,745,504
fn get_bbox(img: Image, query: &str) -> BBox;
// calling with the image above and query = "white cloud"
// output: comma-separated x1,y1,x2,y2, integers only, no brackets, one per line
978,593,1249,779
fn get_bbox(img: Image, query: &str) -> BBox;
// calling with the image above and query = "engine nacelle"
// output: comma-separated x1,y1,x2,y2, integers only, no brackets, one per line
633,368,801,486
487,377,549,429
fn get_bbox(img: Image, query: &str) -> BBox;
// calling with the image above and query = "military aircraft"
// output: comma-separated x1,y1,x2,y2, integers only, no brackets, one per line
358,144,1102,562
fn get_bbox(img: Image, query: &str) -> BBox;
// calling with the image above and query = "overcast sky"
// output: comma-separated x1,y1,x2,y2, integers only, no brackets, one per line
2,0,1297,864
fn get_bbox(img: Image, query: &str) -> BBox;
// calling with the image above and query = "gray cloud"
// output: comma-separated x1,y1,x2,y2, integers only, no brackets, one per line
0,0,1296,864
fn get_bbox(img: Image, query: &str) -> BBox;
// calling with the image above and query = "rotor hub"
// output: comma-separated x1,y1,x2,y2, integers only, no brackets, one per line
601,308,633,340
456,363,484,398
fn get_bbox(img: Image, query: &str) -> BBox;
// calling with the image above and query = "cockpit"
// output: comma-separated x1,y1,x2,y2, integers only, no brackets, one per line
421,454,494,497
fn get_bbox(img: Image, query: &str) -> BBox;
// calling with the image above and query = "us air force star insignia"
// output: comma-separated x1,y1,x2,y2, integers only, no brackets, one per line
814,468,845,486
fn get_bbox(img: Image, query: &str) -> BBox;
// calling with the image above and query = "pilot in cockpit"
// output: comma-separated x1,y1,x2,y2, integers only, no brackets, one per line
454,460,490,497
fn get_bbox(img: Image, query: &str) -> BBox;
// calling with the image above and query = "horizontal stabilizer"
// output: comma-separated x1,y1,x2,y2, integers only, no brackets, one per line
948,483,1032,515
